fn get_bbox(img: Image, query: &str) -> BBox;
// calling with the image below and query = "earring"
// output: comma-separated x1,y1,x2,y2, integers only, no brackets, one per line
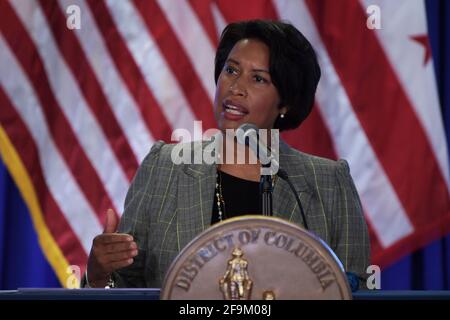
280,113,285,119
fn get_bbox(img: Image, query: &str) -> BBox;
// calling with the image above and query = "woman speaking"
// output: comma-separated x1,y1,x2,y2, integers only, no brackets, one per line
84,20,370,290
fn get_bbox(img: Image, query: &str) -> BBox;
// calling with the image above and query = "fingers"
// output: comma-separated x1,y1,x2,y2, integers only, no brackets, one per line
92,235,137,263
103,208,119,233
106,249,138,263
94,233,133,245
108,259,135,272
97,249,138,273
103,241,137,254
92,236,137,260
87,255,134,286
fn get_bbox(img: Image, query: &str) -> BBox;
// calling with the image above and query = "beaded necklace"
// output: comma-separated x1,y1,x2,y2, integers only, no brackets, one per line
215,171,226,221
215,170,278,222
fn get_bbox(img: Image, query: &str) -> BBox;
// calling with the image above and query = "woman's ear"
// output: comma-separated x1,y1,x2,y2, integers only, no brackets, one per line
279,106,288,115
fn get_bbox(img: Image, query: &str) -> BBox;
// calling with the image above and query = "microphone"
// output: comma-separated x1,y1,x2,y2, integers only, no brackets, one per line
236,123,309,230
236,123,279,174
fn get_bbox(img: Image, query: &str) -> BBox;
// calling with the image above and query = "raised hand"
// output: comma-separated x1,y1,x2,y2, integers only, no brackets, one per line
86,209,137,287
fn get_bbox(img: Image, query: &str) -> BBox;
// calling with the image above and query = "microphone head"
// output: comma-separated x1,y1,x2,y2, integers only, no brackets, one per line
236,123,259,146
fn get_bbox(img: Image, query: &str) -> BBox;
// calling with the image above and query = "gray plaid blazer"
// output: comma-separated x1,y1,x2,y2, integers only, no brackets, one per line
114,139,370,288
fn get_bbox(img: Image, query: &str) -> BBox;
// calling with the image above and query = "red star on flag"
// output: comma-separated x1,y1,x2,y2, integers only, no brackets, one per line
411,34,432,65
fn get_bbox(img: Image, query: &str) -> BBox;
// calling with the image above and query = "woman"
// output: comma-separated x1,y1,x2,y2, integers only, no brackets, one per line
84,20,370,289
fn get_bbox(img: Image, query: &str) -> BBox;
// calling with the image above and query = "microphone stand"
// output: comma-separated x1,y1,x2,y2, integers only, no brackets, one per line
260,163,273,216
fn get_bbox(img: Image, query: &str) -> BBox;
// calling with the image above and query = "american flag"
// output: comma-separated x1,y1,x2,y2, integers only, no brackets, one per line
0,0,449,287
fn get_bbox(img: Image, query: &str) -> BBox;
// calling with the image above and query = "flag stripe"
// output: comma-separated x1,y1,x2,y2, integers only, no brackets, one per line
38,0,139,180
305,1,450,233
57,0,154,164
156,0,217,102
104,0,198,136
282,106,338,161
216,0,279,21
85,0,172,142
371,215,450,267
10,0,129,212
0,1,119,217
133,0,216,130
0,33,102,253
188,0,219,46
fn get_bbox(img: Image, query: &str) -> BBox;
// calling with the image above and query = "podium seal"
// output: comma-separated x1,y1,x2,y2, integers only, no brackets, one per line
161,216,352,299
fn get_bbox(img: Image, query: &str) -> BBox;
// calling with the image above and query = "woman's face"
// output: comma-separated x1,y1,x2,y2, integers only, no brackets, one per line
214,39,286,131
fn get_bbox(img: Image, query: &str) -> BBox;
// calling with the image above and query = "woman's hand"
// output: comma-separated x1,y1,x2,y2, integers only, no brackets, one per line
86,209,137,287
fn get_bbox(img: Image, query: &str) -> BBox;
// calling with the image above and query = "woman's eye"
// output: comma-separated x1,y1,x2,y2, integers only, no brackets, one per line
225,66,237,74
254,75,268,83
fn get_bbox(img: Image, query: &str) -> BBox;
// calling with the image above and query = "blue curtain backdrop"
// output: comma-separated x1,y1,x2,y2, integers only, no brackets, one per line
0,0,449,290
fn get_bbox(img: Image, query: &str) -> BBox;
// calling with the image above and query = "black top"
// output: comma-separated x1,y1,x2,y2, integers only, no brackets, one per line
211,170,261,225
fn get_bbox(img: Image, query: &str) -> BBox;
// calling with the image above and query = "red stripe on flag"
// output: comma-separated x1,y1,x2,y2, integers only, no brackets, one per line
0,87,88,270
216,0,278,21
188,0,219,47
373,215,450,268
38,0,138,180
87,0,173,142
365,220,382,265
306,0,450,264
282,106,338,160
132,0,217,130
0,1,116,220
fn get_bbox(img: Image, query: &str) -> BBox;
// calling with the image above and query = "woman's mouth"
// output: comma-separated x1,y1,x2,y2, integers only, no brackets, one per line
222,101,249,120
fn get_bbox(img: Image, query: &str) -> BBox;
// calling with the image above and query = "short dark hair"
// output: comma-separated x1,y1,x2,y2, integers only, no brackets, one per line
215,20,321,131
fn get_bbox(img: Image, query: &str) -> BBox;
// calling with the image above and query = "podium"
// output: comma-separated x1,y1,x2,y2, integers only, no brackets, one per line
0,289,449,300
0,288,160,300
2,219,447,301
160,216,352,299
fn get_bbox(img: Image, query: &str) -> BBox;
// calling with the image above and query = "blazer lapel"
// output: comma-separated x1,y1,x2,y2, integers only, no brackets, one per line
273,141,312,227
176,140,217,251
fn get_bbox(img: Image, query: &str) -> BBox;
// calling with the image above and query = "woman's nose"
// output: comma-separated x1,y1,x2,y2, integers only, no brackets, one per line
229,79,247,97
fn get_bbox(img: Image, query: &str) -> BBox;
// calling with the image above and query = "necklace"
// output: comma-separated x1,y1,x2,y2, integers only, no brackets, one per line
215,170,278,222
215,171,226,221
